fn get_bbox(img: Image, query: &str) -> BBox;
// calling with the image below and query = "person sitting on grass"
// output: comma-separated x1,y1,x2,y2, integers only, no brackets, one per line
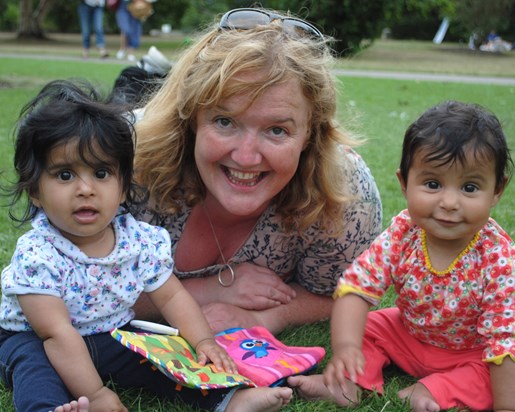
289,100,515,412
0,79,292,412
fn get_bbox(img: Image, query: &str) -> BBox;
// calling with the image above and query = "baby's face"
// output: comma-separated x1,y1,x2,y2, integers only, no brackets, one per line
399,148,502,250
31,140,125,254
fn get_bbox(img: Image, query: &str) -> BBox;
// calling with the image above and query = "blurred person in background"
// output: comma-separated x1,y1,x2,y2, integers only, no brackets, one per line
78,0,109,59
115,0,145,62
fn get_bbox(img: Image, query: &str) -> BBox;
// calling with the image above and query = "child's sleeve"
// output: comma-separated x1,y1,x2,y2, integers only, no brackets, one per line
2,233,63,297
137,222,175,293
478,233,515,364
333,213,408,305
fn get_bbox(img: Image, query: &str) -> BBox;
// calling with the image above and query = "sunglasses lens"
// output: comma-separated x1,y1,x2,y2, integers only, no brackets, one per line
220,9,323,40
283,19,323,39
221,9,271,30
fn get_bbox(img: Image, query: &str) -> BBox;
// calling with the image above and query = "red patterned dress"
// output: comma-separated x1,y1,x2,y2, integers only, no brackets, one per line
334,209,515,409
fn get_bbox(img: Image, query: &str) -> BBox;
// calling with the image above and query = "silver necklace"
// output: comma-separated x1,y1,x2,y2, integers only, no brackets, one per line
203,203,236,287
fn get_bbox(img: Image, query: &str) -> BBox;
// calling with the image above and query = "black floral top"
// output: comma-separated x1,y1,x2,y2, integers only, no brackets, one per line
135,148,382,296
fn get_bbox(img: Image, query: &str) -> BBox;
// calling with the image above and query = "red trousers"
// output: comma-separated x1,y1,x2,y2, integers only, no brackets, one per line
356,307,492,410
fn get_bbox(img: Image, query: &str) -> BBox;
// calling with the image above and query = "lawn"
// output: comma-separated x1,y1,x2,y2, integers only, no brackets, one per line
0,36,514,411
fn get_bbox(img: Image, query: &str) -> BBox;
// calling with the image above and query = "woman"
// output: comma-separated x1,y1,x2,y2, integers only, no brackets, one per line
115,0,143,62
133,8,382,335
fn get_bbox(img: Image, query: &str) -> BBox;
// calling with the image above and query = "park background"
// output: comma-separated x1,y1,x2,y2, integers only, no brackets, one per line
1,0,515,411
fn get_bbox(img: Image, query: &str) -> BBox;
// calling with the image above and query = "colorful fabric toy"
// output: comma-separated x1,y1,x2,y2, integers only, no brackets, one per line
111,329,255,390
111,325,325,389
215,326,325,387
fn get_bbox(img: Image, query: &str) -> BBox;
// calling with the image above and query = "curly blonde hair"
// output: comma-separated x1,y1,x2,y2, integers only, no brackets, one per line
135,11,359,233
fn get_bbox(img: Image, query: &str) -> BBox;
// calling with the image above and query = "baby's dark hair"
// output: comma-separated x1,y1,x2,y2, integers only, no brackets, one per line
399,100,512,191
7,79,137,224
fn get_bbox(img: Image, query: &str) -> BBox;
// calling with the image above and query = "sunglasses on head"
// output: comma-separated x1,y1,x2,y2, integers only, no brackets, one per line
219,8,324,40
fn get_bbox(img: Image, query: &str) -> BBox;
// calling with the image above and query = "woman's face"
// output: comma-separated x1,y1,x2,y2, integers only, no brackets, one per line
194,75,311,217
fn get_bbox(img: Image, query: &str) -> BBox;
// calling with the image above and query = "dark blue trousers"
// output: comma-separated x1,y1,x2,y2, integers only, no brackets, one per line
0,326,230,411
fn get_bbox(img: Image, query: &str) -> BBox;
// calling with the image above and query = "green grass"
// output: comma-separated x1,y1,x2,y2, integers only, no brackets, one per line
338,39,515,77
0,39,515,411
339,78,515,229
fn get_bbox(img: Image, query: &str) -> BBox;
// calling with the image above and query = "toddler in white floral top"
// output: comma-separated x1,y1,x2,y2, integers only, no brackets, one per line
0,79,292,412
289,100,515,412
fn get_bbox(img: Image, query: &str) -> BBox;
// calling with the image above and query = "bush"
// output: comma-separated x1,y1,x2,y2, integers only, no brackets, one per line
0,1,19,32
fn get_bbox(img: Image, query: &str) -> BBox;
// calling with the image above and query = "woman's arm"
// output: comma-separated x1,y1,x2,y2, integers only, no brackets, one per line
201,283,333,334
18,294,126,411
132,262,297,325
181,263,297,308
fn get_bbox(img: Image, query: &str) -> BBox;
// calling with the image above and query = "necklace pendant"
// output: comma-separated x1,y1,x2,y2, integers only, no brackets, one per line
218,264,235,287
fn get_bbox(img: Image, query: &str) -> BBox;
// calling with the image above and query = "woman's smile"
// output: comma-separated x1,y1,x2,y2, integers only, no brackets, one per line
194,75,310,217
223,166,265,187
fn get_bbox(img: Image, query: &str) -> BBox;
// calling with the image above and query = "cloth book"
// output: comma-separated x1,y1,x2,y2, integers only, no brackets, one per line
214,326,325,387
111,325,325,389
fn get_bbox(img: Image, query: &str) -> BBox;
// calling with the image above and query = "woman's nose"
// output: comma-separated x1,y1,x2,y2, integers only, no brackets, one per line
231,132,263,166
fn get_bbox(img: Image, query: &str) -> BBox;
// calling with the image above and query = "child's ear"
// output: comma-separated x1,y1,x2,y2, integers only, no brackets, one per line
396,169,407,198
491,176,508,207
29,191,41,208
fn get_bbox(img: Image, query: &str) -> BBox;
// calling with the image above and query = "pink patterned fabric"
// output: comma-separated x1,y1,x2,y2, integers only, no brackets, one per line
335,209,515,363
215,326,325,386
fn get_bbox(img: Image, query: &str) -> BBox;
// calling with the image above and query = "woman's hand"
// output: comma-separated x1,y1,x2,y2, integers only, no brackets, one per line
214,263,296,309
201,303,264,333
134,264,296,320
201,285,334,334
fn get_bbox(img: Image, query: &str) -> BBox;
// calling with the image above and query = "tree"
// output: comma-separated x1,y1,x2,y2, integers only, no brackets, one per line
269,0,392,55
18,0,56,39
385,0,457,41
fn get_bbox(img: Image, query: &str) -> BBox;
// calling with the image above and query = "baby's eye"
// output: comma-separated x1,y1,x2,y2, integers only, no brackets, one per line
57,171,73,181
95,169,110,179
463,183,478,193
425,181,440,190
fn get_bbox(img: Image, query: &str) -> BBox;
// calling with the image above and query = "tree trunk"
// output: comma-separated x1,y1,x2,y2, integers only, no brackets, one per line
17,0,57,39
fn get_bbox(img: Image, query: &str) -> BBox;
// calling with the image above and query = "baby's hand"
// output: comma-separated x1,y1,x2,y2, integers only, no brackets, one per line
196,338,238,375
324,343,364,393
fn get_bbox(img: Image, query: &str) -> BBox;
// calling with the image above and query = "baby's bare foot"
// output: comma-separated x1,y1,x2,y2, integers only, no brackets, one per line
287,374,359,406
398,383,440,412
287,374,331,401
54,396,89,412
227,386,292,412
